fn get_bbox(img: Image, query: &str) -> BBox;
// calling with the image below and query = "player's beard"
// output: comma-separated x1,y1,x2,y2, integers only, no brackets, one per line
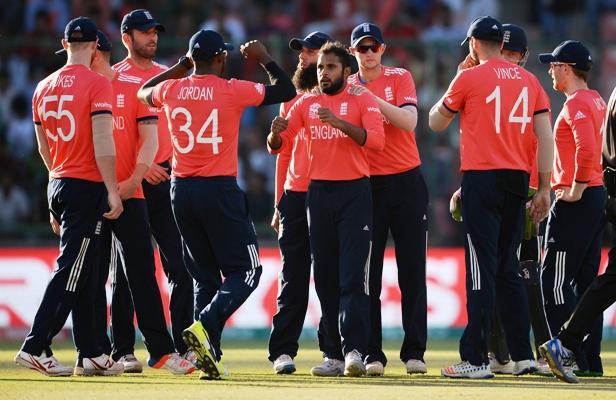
133,40,157,60
320,75,345,95
292,63,318,91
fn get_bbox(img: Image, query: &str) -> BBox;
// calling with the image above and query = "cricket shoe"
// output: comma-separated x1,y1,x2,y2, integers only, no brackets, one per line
512,359,537,376
344,350,366,377
273,354,296,374
148,352,196,375
117,354,143,373
310,358,344,377
539,339,578,384
441,361,494,379
533,357,553,376
14,351,73,377
405,359,427,374
365,361,384,376
182,321,223,379
488,353,513,374
75,354,124,376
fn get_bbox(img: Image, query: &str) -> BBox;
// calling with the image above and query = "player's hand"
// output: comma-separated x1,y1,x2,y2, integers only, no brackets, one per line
349,84,369,96
457,54,478,72
118,178,139,201
271,116,288,135
104,191,123,220
49,212,60,236
529,188,551,222
449,187,462,222
240,40,272,65
271,208,280,233
144,163,170,185
555,188,582,203
318,107,342,129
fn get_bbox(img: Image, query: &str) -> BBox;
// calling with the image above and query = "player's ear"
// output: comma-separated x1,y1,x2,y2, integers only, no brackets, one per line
121,32,132,48
379,44,386,53
61,39,68,50
343,65,351,79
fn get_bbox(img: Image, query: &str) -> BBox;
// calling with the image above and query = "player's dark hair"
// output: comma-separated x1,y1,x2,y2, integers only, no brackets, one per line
475,38,502,52
572,67,589,82
319,41,352,71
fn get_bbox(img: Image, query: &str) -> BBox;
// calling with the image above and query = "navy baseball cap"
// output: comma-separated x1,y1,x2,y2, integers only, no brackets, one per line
289,31,332,51
188,30,234,61
461,16,503,46
64,16,98,42
56,30,111,55
538,40,593,71
351,23,384,47
502,24,527,52
121,9,165,34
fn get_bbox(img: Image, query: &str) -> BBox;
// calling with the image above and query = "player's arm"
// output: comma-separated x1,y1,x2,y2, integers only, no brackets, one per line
92,113,123,219
138,58,193,107
560,105,595,202
529,112,554,221
239,40,295,105
268,100,304,152
428,101,455,132
34,124,52,171
373,96,417,132
118,118,159,200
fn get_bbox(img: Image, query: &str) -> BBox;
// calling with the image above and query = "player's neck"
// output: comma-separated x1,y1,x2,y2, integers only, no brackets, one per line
478,50,502,64
66,53,92,69
128,53,154,70
358,64,381,83
564,80,589,97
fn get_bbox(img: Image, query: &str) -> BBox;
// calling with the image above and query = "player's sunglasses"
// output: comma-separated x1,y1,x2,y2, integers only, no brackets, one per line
549,62,576,68
356,43,382,54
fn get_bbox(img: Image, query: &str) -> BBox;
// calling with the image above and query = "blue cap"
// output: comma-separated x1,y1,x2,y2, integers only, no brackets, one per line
188,30,234,61
538,40,593,71
56,30,111,55
289,31,332,51
121,9,165,34
502,24,527,53
461,16,503,46
351,23,384,47
64,16,98,42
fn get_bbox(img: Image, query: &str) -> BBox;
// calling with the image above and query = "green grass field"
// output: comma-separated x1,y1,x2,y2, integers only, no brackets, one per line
3,340,616,400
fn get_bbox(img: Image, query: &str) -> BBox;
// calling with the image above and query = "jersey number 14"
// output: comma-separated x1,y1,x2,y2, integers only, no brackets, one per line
485,86,532,134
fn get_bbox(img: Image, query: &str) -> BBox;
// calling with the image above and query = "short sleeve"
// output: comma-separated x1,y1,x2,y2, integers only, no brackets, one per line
230,79,266,108
359,92,385,151
442,70,470,113
90,76,113,116
396,70,418,108
32,86,41,125
152,80,173,108
534,79,551,115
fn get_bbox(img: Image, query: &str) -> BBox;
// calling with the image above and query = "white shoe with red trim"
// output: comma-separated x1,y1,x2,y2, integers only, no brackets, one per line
76,354,124,376
14,351,73,377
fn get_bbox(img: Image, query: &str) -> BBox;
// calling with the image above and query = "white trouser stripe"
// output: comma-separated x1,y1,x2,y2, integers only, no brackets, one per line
247,245,256,269
66,238,90,292
251,244,260,267
364,240,372,296
467,234,480,291
110,236,117,285
554,251,566,305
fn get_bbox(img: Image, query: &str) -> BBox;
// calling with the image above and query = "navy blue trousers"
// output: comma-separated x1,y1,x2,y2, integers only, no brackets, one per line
95,198,175,359
171,177,261,358
541,186,606,372
23,178,106,358
459,170,534,365
268,190,311,362
308,178,372,359
111,163,193,355
366,167,428,366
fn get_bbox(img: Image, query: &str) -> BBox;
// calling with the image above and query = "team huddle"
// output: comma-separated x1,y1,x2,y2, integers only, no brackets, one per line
13,9,616,385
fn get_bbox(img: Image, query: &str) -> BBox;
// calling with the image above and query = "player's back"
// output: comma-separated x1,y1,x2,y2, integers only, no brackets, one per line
447,58,548,173
33,64,113,181
152,74,265,178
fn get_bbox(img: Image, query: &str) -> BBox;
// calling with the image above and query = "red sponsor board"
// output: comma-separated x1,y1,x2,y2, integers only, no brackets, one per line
0,247,614,332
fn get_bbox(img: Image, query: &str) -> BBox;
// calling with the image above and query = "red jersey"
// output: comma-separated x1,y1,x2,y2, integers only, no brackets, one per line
442,58,550,173
552,89,605,189
275,93,310,205
348,66,421,175
113,58,171,164
112,72,158,199
273,84,385,181
151,74,265,178
32,64,113,181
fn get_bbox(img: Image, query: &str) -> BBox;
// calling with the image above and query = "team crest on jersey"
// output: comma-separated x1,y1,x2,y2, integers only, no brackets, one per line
309,103,321,119
384,87,394,101
340,102,348,116
116,94,125,108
